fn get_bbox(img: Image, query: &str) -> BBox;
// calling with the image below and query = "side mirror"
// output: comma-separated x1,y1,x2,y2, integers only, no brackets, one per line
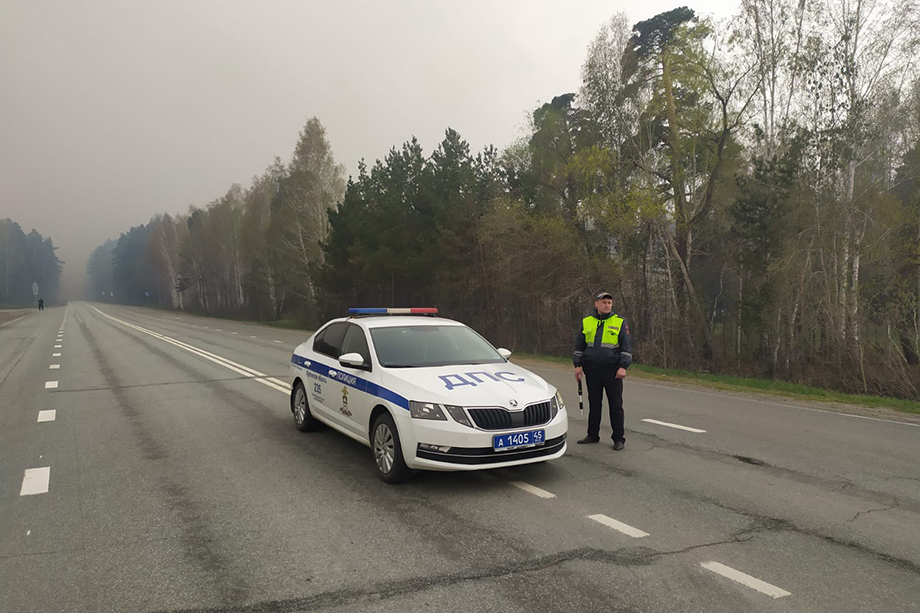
339,352,368,369
497,348,512,359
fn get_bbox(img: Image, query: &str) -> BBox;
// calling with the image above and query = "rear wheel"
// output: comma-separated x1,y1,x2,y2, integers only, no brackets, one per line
372,413,411,484
291,381,321,432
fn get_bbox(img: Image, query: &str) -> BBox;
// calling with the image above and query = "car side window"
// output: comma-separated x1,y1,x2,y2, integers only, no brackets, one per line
340,324,371,367
311,328,327,354
314,323,347,358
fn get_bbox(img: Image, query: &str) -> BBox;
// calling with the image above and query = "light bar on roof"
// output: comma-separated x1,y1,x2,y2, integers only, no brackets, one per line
348,308,439,314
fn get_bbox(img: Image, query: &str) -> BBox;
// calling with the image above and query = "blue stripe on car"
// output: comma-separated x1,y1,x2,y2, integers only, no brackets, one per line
291,354,410,410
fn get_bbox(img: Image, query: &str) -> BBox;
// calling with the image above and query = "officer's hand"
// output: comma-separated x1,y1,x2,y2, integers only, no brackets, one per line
616,368,627,379
574,366,583,382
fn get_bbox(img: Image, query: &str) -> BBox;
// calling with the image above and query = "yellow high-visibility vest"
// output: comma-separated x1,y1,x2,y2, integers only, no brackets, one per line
582,314,623,349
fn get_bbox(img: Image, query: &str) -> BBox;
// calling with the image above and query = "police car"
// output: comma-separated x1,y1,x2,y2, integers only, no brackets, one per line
289,308,568,483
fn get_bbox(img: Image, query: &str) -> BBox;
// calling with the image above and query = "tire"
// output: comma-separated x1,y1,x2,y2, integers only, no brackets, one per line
291,381,321,432
371,412,411,484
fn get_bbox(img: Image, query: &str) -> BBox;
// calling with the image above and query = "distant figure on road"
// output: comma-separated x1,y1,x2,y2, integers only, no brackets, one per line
573,291,633,450
38,297,44,311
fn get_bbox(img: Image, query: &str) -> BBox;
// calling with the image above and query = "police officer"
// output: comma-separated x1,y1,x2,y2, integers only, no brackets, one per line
573,291,632,450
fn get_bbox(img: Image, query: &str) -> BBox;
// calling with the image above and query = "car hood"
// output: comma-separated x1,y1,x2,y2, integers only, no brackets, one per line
381,362,554,409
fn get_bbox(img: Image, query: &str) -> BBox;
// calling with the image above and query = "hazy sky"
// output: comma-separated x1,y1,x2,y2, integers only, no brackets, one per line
1,0,738,296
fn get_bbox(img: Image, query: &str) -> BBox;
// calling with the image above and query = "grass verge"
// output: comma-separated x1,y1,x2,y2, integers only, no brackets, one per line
513,352,920,416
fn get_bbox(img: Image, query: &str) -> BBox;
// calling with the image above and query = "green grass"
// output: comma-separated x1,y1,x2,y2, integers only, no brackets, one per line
262,319,313,332
512,352,920,415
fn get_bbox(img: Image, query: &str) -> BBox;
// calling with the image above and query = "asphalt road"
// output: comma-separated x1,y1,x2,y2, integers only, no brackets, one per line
1,302,918,613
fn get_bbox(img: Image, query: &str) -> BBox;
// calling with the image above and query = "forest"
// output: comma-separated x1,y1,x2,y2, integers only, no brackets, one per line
0,219,62,307
86,1,920,397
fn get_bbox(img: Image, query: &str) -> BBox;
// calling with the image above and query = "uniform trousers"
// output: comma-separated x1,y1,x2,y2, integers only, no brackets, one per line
584,363,624,442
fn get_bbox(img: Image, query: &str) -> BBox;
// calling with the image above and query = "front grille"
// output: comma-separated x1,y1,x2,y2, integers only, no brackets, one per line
467,401,556,430
523,401,553,426
468,408,513,430
416,434,567,465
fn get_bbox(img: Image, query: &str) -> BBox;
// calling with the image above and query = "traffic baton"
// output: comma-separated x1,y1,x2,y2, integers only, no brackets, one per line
577,378,584,416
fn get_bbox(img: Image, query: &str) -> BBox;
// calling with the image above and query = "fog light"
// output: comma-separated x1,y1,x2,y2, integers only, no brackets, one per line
418,443,452,453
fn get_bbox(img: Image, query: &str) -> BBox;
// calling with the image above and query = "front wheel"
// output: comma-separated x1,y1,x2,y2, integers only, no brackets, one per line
291,381,321,432
372,413,411,484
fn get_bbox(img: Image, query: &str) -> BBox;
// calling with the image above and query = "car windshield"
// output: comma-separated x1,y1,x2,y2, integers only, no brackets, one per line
370,325,504,368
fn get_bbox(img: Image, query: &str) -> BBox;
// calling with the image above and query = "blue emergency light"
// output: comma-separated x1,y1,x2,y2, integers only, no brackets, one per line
348,308,439,315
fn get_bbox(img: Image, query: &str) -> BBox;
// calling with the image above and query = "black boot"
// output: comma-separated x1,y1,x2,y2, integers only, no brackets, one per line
577,435,600,444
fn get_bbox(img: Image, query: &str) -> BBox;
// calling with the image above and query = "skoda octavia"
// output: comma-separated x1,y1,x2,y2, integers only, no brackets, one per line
288,308,568,482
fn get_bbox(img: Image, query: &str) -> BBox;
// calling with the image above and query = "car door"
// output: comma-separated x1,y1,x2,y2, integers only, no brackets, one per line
309,322,348,425
335,323,374,440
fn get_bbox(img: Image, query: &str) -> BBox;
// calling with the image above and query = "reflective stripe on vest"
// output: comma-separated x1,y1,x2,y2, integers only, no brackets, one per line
582,315,623,349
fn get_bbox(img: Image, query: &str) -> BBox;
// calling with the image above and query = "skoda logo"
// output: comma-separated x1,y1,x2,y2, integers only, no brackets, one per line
509,399,518,407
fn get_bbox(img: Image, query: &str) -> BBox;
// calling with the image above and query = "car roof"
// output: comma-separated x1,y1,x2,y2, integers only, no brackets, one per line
324,315,465,330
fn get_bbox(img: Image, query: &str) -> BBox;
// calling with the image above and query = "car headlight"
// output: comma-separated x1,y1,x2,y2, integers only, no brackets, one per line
550,390,564,417
409,401,447,420
444,405,474,428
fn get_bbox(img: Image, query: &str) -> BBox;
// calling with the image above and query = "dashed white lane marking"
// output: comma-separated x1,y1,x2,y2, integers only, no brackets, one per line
510,481,556,499
54,344,62,348
249,335,257,338
215,329,222,332
701,562,791,598
45,381,58,389
89,306,289,394
52,353,61,357
49,364,60,370
231,332,238,335
588,514,650,538
37,410,56,422
274,340,283,343
20,467,51,496
641,418,707,433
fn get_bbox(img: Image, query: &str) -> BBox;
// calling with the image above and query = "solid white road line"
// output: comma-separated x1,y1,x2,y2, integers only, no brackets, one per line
89,306,289,395
588,514,650,538
510,481,557,499
52,353,61,357
49,364,60,370
641,418,707,433
0,315,26,327
37,410,56,422
45,381,58,389
274,340,283,343
20,467,51,496
701,561,791,598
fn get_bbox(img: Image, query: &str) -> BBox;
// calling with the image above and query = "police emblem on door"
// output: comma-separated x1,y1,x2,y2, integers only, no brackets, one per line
340,386,352,417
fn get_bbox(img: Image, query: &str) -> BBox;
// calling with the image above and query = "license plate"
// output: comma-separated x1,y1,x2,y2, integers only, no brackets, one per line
493,429,545,451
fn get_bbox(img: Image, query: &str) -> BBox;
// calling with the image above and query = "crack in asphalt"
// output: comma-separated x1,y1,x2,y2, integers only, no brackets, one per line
151,546,666,613
698,497,920,576
153,521,795,613
845,500,901,524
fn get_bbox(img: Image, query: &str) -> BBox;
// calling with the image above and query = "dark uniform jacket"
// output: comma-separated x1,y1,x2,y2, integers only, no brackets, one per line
572,309,633,369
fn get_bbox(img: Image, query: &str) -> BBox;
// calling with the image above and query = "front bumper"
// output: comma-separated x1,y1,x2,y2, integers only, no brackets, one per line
398,407,569,471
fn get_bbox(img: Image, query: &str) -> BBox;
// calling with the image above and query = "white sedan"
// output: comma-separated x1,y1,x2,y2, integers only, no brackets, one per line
288,308,568,483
